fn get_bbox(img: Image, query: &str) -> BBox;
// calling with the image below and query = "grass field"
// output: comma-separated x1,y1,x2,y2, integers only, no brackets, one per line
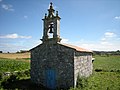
0,58,30,72
0,53,120,90
94,55,120,72
87,55,120,90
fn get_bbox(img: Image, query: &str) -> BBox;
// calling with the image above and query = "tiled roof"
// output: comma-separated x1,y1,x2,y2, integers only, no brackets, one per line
60,43,92,53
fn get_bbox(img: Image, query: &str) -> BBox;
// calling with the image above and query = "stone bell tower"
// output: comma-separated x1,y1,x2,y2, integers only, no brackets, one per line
41,2,61,43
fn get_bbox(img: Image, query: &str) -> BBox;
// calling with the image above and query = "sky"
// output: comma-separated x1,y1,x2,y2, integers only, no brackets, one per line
0,0,120,52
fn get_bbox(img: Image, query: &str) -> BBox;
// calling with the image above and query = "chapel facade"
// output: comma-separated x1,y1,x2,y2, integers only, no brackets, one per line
30,3,93,89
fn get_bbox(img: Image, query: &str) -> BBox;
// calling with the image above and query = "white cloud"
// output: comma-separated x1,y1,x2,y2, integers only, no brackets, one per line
1,4,14,11
104,32,116,38
60,31,120,51
24,15,28,19
101,38,106,41
0,33,32,39
0,0,2,2
100,41,113,46
101,32,117,43
0,39,41,53
1,33,18,38
69,41,120,51
100,32,117,46
114,16,120,20
0,42,30,53
97,31,119,50
61,38,69,43
21,35,31,39
100,41,108,45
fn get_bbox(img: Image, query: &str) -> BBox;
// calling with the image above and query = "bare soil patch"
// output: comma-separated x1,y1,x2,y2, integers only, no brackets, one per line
0,52,30,59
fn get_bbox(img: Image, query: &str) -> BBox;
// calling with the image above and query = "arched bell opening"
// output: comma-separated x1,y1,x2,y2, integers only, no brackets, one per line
48,22,54,39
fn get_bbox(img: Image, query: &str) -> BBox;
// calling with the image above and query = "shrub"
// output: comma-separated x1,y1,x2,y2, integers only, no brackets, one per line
76,76,88,89
1,74,19,88
17,69,30,78
95,69,102,72
24,69,30,77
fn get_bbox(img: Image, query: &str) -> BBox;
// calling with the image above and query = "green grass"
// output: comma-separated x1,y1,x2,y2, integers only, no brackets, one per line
94,55,120,72
0,58,30,73
89,55,120,90
22,58,30,60
87,72,120,90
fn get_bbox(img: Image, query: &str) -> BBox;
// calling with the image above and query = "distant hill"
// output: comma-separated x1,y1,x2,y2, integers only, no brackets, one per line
93,50,120,56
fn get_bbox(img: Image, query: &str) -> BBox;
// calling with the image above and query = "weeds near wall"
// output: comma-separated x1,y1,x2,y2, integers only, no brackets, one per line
0,69,30,89
77,77,88,89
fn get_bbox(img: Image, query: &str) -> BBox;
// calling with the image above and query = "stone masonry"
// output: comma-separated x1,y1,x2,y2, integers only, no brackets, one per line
31,43,74,89
74,51,93,87
30,2,93,89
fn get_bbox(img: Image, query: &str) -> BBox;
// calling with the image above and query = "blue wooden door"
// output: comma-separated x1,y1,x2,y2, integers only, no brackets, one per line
46,69,56,89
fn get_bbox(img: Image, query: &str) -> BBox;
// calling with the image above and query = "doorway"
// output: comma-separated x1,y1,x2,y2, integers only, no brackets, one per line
45,69,56,89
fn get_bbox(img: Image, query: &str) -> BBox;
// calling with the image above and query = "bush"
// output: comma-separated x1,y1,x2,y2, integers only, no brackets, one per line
24,69,30,77
69,76,88,90
1,74,19,88
76,76,88,89
0,70,30,89
95,69,103,72
15,69,30,78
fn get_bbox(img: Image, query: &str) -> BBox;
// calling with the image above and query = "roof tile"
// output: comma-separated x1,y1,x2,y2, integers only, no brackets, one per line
60,43,92,52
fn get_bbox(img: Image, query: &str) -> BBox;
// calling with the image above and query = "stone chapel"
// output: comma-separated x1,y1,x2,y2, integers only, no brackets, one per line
30,2,93,89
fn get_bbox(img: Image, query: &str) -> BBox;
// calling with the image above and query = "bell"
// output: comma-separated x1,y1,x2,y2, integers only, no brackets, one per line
49,24,54,33
49,28,53,33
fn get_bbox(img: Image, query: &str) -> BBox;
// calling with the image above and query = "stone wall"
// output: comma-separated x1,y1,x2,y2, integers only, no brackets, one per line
31,43,75,89
74,51,93,87
31,43,93,89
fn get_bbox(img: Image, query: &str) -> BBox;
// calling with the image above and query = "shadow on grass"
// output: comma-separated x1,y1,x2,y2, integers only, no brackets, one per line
2,79,49,90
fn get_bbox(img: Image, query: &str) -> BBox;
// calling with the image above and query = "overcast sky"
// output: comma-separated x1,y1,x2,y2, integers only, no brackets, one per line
0,0,120,52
